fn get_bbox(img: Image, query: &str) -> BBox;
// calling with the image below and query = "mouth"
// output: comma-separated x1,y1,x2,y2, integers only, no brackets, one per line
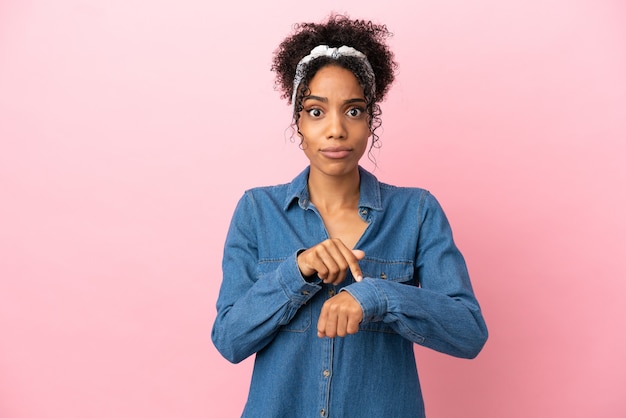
320,146,352,159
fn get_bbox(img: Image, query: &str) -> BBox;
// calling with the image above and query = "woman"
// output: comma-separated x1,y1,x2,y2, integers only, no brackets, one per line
212,14,488,417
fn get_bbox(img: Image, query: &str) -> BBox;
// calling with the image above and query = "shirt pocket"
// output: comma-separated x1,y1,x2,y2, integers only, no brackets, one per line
257,259,312,333
358,258,416,334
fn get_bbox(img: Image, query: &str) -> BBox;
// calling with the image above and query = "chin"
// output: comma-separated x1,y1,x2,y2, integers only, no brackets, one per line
314,161,360,177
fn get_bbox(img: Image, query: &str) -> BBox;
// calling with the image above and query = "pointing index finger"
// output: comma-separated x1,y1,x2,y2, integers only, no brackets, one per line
350,249,365,282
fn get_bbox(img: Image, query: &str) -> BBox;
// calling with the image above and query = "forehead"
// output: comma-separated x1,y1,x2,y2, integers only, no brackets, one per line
307,65,364,96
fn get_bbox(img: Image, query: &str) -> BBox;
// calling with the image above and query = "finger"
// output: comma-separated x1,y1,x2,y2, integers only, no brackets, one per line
317,304,328,338
323,254,345,285
301,240,359,285
352,250,365,260
346,314,361,335
321,242,350,284
338,247,364,282
310,245,338,282
336,293,363,336
335,310,349,337
324,306,338,338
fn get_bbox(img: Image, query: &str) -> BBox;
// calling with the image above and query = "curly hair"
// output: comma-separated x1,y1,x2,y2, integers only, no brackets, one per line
271,14,397,157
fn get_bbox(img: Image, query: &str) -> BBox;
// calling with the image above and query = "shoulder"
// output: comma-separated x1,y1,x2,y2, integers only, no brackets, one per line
358,167,444,214
378,181,429,196
232,183,291,217
237,176,304,214
244,182,291,198
376,180,448,220
378,180,432,204
242,167,308,204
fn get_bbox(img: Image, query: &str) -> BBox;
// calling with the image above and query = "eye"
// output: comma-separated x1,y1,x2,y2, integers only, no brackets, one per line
347,107,364,118
306,108,323,118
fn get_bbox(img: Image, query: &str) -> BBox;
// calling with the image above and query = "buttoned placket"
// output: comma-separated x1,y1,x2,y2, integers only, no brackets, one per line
319,334,333,417
300,197,336,417
297,175,381,417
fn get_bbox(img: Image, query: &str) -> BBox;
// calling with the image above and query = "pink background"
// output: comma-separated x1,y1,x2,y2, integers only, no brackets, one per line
1,0,625,417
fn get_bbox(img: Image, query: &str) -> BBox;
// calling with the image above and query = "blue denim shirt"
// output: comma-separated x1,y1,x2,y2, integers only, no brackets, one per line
212,166,488,418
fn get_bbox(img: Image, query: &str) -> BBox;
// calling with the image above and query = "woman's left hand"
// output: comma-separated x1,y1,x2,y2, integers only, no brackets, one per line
317,291,363,338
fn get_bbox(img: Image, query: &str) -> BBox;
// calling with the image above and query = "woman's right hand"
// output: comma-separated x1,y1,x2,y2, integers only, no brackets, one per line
297,238,365,286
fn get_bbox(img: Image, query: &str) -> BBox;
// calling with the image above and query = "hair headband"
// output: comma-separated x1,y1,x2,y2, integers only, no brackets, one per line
291,45,376,111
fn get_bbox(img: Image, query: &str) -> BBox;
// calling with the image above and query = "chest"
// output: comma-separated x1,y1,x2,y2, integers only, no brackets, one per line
317,207,368,250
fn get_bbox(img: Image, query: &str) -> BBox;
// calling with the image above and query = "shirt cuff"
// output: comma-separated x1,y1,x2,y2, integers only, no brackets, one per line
342,278,387,322
276,250,322,305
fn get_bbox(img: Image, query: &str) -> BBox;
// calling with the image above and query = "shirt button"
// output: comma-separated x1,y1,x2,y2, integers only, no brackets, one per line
360,209,368,215
302,290,310,295
328,289,335,297
323,369,330,377
380,272,387,280
320,409,326,416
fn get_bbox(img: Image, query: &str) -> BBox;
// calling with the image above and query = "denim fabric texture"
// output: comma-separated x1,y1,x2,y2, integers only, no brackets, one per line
211,166,488,418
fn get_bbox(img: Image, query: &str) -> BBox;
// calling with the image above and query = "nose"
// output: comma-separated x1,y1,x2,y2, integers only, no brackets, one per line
326,110,347,140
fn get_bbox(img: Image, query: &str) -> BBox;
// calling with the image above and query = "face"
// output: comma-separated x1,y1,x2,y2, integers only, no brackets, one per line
297,65,371,179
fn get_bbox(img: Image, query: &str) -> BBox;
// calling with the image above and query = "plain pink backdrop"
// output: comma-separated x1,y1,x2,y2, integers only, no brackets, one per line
1,0,625,417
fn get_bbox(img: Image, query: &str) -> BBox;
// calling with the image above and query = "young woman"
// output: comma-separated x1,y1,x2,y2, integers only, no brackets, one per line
212,15,488,417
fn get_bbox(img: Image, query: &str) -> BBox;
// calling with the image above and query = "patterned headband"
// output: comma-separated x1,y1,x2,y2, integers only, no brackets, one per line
291,45,376,111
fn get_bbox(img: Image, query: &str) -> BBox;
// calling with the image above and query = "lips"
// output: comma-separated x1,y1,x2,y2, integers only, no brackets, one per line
320,147,351,159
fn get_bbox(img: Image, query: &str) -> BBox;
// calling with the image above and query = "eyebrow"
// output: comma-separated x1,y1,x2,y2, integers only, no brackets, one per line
304,95,366,105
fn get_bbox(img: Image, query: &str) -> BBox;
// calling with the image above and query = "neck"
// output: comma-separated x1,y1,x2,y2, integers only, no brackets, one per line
307,166,361,212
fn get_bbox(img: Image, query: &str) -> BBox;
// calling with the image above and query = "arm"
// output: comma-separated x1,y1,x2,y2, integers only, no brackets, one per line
343,192,488,359
211,192,321,364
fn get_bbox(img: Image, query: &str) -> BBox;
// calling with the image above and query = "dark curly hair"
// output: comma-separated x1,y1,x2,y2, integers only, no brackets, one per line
271,14,397,157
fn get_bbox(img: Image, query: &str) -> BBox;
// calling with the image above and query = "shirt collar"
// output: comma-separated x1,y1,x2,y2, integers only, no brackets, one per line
284,166,383,211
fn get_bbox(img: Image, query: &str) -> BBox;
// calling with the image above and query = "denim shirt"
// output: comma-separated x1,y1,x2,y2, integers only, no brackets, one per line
212,166,488,418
